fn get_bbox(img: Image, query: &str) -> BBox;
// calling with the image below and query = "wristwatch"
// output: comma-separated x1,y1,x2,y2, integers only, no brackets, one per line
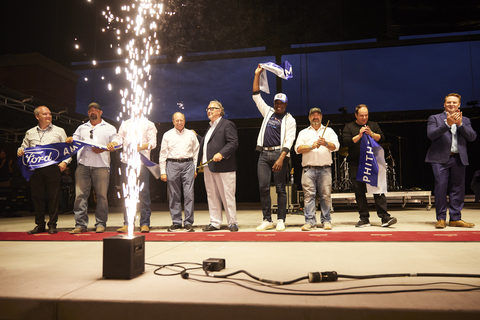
325,142,329,147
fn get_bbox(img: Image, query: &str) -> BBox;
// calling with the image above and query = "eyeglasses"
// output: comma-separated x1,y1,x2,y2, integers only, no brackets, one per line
90,130,93,139
206,107,220,112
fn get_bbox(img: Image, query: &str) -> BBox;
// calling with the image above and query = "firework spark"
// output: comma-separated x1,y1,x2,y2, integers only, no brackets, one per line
103,0,169,237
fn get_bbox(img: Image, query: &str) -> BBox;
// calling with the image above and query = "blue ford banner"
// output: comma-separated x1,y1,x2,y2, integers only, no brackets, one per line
356,134,388,194
17,141,121,181
259,60,293,94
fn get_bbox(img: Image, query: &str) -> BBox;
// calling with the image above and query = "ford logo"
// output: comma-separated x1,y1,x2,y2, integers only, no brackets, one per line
23,148,60,166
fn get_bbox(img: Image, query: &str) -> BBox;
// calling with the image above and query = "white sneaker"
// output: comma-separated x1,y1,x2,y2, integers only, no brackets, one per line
276,219,286,231
323,222,332,230
256,220,274,231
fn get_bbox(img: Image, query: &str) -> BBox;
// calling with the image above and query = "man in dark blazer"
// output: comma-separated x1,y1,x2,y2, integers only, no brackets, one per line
198,100,239,232
425,93,477,229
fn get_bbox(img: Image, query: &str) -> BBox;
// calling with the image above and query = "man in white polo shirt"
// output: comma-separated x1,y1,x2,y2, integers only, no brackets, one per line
67,102,117,233
295,107,339,230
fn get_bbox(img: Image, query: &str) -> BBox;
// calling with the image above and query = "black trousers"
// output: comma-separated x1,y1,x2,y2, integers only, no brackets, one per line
29,165,62,228
349,164,390,222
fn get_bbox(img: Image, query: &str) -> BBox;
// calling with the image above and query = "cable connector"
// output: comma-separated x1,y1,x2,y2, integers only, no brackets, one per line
203,258,226,273
308,271,338,283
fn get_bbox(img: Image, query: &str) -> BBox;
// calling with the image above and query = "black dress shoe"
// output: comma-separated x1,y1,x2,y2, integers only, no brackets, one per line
28,226,46,235
48,226,58,234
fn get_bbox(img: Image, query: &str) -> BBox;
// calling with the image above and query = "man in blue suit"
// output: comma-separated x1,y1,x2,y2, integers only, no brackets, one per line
425,93,477,229
198,100,239,232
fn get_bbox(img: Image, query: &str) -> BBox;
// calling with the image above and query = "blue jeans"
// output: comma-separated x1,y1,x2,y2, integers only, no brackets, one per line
121,163,152,227
301,166,332,225
257,150,288,221
166,160,195,226
73,164,110,228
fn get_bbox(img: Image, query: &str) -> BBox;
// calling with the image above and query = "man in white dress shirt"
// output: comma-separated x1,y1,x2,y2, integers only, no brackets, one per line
107,117,157,233
159,112,199,232
295,108,339,230
67,103,117,234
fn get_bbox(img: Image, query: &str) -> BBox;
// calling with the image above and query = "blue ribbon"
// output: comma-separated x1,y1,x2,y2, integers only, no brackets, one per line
356,134,387,194
259,60,293,94
356,134,380,187
17,141,121,181
139,153,161,179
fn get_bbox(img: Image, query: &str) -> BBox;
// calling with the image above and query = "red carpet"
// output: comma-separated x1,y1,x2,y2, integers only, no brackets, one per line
1,231,480,242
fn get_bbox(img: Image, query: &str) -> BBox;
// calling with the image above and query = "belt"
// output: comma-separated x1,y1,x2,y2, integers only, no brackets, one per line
304,165,330,169
167,158,193,163
450,152,459,156
263,146,281,151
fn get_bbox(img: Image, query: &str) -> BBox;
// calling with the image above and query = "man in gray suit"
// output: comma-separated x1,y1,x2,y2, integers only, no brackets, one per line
425,93,477,229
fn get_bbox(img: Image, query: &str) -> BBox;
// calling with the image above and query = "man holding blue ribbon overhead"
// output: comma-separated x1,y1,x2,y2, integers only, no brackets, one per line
17,106,72,234
425,93,477,229
252,64,297,232
67,102,117,234
342,104,397,228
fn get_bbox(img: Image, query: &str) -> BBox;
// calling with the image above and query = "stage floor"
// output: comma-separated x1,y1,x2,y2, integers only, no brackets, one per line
1,202,479,320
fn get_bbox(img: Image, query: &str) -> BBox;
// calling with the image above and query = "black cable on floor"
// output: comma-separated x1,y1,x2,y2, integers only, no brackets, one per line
146,261,480,296
184,276,480,296
145,262,202,277
339,272,480,280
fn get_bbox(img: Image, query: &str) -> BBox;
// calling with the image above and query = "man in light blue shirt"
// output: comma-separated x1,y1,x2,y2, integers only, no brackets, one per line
67,102,117,233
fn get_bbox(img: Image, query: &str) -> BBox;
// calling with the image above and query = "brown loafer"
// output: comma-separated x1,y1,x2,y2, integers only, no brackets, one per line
70,227,87,234
448,220,475,228
435,220,446,229
117,225,128,233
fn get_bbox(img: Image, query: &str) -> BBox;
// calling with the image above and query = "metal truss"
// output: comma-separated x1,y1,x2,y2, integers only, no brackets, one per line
0,94,83,143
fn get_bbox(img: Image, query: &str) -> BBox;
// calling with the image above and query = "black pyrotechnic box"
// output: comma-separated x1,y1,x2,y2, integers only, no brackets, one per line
103,235,145,279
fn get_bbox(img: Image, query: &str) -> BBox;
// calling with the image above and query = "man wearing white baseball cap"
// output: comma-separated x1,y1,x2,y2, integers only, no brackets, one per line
252,64,297,231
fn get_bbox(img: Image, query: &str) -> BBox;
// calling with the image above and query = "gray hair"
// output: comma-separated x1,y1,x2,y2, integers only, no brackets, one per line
209,100,225,117
34,106,48,116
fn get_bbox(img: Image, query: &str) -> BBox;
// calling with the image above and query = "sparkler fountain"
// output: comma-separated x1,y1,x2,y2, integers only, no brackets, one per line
102,1,168,279
104,1,164,238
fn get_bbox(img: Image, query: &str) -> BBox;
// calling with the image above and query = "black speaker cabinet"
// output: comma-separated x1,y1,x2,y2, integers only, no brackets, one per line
103,235,145,279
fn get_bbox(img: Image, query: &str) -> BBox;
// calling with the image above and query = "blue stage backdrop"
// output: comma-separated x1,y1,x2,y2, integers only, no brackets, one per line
75,39,480,123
